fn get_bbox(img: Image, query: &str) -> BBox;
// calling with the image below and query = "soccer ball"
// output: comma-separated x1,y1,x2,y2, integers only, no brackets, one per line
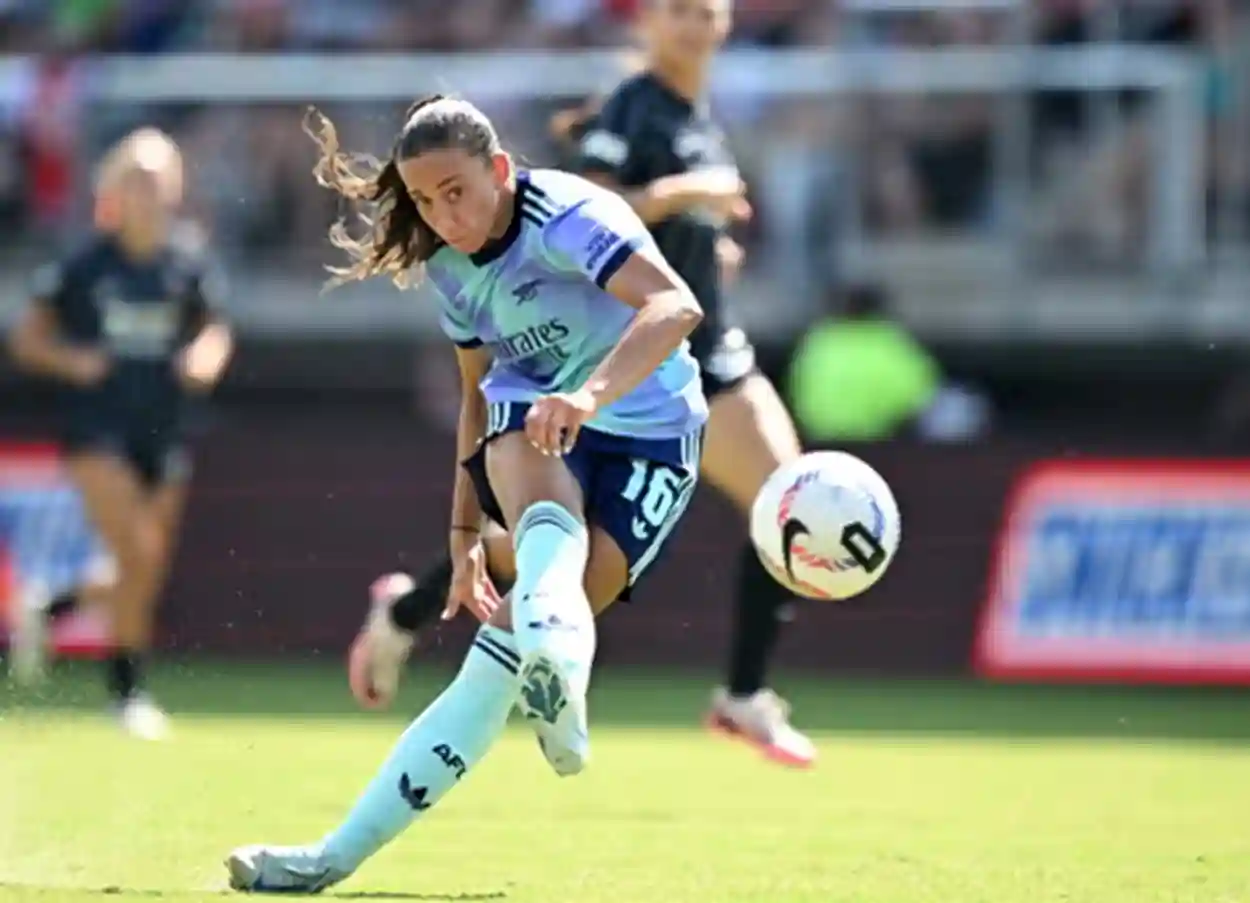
750,451,900,601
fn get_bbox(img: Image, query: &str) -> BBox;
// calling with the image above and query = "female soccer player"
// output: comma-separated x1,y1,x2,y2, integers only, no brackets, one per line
357,0,816,769
6,128,233,739
224,95,706,894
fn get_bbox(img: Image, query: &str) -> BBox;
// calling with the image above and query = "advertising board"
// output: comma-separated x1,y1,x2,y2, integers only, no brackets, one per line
0,443,111,657
977,460,1250,684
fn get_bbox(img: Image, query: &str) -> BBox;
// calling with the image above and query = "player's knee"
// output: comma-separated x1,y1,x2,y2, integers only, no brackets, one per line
515,499,585,538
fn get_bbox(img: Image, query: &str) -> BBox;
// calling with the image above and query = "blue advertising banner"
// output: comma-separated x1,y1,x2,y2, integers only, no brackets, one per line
977,460,1250,684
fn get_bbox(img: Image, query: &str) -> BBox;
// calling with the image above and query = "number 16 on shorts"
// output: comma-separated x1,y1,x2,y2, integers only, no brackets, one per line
614,456,697,584
622,458,688,540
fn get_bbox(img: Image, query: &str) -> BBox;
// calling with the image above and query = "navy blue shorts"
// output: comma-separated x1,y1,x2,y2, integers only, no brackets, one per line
62,426,191,489
463,401,703,599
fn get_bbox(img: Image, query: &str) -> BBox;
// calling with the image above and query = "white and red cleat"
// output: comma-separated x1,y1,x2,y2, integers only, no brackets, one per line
706,687,817,769
347,573,417,710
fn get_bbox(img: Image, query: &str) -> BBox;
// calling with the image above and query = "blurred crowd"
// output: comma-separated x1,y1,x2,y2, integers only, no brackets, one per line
0,0,1244,279
846,1,1246,240
0,0,837,53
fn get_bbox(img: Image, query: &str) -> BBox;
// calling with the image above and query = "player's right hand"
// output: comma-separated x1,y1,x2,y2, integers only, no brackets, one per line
444,540,501,623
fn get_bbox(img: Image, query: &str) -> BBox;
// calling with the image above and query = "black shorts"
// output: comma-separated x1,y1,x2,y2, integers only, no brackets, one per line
692,326,757,400
62,427,191,489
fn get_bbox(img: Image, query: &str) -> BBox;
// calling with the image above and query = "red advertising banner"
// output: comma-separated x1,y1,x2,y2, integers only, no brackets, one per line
0,443,111,657
976,460,1250,684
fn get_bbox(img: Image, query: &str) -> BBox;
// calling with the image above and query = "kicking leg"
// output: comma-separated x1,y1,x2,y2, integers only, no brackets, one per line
484,432,598,776
699,373,815,768
351,524,624,778
226,622,521,894
487,523,628,777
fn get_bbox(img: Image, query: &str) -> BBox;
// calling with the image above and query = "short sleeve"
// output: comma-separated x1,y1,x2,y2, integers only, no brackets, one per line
541,191,652,291
571,92,647,184
28,260,70,314
429,277,482,349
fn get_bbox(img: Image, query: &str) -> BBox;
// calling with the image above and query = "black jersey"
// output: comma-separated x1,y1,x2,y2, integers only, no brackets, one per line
571,72,739,345
30,230,225,443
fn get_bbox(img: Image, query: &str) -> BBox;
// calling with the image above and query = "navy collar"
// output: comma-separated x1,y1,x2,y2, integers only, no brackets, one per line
644,70,706,117
470,172,530,267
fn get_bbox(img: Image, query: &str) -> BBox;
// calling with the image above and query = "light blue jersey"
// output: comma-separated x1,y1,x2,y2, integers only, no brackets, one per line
427,169,707,440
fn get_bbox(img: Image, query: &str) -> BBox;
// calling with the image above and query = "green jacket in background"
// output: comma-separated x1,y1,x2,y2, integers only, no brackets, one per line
788,318,939,443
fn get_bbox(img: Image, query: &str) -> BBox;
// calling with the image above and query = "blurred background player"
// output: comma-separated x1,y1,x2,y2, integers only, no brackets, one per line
564,0,814,765
360,0,815,770
227,95,705,893
5,127,234,739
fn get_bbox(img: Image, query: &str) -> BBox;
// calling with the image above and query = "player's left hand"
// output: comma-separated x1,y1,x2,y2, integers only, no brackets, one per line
177,323,233,394
444,539,501,624
177,354,215,393
526,389,597,456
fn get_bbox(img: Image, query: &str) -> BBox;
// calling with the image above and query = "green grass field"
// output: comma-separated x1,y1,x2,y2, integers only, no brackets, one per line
1,661,1248,902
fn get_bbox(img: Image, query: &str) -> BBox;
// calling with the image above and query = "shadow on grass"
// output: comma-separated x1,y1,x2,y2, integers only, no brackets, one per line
331,894,505,901
4,658,1250,745
0,884,228,899
0,884,503,900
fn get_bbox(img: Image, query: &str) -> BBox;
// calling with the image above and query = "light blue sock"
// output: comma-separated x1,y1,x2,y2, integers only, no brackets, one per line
319,625,520,872
511,501,595,696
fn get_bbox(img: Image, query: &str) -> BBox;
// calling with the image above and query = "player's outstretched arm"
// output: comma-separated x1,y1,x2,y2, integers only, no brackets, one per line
443,345,499,623
586,169,751,226
583,251,703,410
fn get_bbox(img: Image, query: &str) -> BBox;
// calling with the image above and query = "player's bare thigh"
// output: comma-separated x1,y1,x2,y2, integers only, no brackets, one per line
700,372,803,514
78,475,192,623
65,451,172,643
65,452,160,568
481,431,631,624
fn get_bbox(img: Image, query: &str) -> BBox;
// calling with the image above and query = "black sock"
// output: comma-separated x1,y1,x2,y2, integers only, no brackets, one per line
44,590,80,622
106,650,143,702
726,543,794,697
389,556,455,633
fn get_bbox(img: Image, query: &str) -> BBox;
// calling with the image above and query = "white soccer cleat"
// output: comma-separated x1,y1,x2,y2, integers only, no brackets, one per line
7,584,50,686
706,687,817,769
117,694,170,741
347,573,416,710
225,843,350,894
516,654,591,777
